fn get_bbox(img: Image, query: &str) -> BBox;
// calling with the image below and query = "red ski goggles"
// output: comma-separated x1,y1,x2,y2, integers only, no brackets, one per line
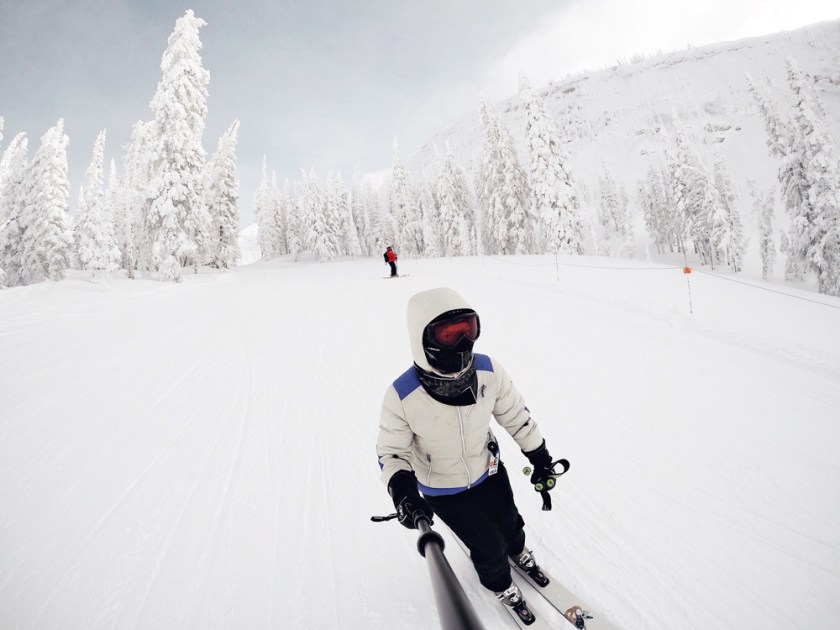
428,313,480,347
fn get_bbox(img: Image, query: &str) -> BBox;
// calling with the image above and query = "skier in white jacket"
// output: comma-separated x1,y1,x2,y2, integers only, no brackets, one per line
376,287,559,621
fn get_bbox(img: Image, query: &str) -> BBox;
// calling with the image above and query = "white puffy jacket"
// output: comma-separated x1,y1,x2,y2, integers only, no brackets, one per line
377,287,544,495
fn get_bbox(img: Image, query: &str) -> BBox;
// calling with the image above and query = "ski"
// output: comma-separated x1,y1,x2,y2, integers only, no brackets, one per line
446,530,553,629
499,586,552,630
509,561,620,630
383,274,409,279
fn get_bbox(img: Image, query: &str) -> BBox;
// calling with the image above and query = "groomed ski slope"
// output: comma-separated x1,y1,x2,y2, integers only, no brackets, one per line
1,254,839,630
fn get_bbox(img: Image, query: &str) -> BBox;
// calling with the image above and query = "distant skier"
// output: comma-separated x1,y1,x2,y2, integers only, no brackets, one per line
376,287,558,624
384,246,398,277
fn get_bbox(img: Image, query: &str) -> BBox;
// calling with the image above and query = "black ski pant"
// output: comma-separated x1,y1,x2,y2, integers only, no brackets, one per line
424,463,525,593
388,261,397,276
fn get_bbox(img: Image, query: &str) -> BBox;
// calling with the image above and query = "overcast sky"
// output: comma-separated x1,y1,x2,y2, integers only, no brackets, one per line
1,0,837,226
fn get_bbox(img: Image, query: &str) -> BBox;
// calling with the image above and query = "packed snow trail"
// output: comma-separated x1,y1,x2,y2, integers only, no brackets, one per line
1,255,839,629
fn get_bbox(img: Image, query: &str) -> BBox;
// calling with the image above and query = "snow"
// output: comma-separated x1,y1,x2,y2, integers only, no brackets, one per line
410,21,840,264
1,254,838,629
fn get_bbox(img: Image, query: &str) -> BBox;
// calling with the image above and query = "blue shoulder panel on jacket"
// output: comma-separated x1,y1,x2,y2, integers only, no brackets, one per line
393,367,422,401
474,354,493,372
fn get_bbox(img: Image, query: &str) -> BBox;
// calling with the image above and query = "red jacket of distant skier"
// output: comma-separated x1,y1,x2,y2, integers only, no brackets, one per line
385,249,397,263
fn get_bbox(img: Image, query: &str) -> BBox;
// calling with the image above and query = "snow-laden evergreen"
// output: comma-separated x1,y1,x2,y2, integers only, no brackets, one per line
329,172,362,257
418,180,441,258
478,98,532,255
757,185,777,279
19,120,74,284
286,179,304,261
388,138,418,254
597,163,624,236
784,58,840,296
303,169,338,262
253,158,277,261
711,157,745,271
669,126,715,265
360,178,385,257
145,10,211,282
520,77,583,254
123,121,156,276
206,120,241,269
324,171,350,259
75,130,120,274
0,134,28,287
350,168,370,256
436,145,476,256
270,174,288,256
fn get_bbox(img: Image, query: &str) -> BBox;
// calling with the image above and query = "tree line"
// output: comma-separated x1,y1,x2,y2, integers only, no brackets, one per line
0,10,241,288
2,11,838,298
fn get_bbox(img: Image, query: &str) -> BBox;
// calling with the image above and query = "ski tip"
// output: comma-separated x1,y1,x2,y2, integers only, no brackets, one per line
564,606,593,629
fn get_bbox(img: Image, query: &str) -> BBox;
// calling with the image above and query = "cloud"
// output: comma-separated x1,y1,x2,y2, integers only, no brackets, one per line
486,0,839,91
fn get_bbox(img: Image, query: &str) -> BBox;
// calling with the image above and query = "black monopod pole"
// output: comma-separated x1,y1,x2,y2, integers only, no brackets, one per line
414,516,486,630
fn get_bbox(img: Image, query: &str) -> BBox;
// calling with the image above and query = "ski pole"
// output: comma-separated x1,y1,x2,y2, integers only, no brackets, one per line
371,513,486,630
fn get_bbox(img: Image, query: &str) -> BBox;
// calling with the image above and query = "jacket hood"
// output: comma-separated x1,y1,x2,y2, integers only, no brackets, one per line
407,287,474,373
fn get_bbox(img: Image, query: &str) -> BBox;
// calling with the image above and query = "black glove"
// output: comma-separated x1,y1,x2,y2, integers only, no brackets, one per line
524,440,554,491
388,470,434,529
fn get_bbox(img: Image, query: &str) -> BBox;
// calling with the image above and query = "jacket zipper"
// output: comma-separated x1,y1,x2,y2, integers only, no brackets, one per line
426,453,432,486
457,407,470,488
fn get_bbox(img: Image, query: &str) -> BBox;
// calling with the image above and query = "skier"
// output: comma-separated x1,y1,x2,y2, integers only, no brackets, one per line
376,287,558,623
384,246,398,277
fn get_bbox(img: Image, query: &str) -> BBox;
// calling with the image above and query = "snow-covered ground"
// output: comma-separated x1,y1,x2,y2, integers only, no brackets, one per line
1,255,839,629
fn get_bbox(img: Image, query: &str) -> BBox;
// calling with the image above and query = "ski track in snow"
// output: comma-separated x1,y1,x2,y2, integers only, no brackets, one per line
1,255,839,629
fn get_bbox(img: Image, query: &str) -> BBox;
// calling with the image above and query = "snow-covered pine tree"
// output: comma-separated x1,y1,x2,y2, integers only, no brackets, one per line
362,179,386,257
437,146,476,256
401,220,425,258
639,164,673,254
76,130,120,274
270,173,287,256
786,58,840,295
146,10,211,281
276,179,295,258
207,120,240,269
323,171,348,259
711,157,745,271
418,180,441,258
286,179,304,261
0,134,28,287
520,77,583,255
254,157,276,260
303,169,337,262
389,138,418,252
0,132,26,224
619,198,636,258
597,162,622,235
20,120,74,284
123,120,156,275
670,126,713,265
478,98,532,254
747,70,809,281
350,168,369,256
107,160,129,277
757,186,777,279
331,172,361,256
746,73,791,159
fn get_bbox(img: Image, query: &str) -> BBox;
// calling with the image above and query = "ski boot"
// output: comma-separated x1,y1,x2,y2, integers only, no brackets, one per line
511,548,550,587
495,584,536,625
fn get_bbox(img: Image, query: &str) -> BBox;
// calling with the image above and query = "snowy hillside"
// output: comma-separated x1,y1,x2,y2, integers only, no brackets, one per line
1,254,838,629
409,19,840,266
